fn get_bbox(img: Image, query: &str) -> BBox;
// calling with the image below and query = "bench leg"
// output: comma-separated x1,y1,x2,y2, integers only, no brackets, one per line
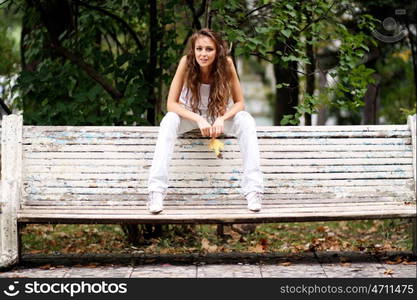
1,115,23,268
216,224,224,237
0,205,19,268
413,218,416,256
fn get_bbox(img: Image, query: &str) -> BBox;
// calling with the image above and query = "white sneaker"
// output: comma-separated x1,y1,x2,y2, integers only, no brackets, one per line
246,192,262,212
147,191,165,214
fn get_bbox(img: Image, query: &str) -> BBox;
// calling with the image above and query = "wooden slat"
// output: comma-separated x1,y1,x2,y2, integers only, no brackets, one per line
22,196,415,207
16,208,416,224
22,157,413,167
21,185,416,196
21,196,416,206
22,178,414,188
20,200,416,210
22,193,414,202
23,143,413,152
17,205,416,213
17,201,416,211
20,198,416,208
22,193,415,203
22,164,414,175
23,124,409,133
23,137,412,146
22,171,414,180
23,131,412,140
21,200,416,208
23,150,413,159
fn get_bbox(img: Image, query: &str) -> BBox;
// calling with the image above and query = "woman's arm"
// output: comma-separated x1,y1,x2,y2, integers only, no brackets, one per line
166,56,212,137
210,57,246,138
220,57,245,121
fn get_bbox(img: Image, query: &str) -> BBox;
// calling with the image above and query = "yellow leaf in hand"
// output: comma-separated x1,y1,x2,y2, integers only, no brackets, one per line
208,138,224,159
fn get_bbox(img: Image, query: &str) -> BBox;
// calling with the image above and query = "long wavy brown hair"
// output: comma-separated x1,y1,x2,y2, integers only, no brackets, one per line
184,28,231,123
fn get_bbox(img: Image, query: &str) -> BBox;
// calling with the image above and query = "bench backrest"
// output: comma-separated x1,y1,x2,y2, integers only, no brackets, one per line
17,119,416,209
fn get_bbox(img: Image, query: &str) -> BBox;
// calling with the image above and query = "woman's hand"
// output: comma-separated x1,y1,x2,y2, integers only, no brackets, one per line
210,116,225,138
197,116,212,137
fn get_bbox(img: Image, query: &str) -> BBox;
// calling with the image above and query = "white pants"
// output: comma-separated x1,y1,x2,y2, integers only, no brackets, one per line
147,110,264,196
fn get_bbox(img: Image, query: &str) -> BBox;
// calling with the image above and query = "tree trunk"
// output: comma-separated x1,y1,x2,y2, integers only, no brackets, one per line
273,39,299,126
317,69,328,125
305,11,315,126
363,49,381,125
147,0,158,125
362,73,381,125
406,22,417,108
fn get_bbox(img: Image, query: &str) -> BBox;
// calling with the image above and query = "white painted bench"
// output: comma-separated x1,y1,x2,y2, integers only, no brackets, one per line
1,114,416,268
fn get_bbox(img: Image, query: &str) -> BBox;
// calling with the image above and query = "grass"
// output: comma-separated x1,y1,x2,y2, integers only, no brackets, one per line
20,219,413,255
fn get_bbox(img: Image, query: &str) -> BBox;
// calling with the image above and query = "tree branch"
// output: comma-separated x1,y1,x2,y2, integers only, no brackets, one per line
0,97,12,115
72,0,144,50
106,28,128,53
245,3,271,18
0,0,11,7
51,43,123,100
28,0,124,100
299,1,336,34
186,0,206,30
182,0,207,46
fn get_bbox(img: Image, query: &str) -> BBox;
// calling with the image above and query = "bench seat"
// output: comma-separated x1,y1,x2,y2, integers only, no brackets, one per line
18,201,415,224
1,114,416,267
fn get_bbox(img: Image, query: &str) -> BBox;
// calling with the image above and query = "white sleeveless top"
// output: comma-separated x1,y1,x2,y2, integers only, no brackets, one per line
179,84,233,112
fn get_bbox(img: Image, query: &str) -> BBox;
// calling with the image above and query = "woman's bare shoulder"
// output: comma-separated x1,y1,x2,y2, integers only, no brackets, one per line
180,55,188,65
173,56,188,77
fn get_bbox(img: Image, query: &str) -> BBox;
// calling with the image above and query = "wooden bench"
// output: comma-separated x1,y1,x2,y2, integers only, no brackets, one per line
1,114,416,268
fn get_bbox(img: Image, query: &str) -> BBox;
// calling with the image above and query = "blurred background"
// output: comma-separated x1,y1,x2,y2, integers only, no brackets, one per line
0,0,416,127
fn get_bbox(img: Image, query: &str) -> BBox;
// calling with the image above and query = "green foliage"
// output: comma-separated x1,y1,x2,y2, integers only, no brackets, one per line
11,0,183,126
281,94,320,125
378,48,416,124
0,5,20,107
3,0,415,127
211,0,380,124
0,8,20,75
0,26,19,75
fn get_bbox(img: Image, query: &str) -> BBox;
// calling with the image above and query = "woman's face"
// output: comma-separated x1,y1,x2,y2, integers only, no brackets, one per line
194,36,217,69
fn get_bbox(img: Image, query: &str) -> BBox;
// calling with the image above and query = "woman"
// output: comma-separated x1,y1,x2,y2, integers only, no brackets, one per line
147,28,264,214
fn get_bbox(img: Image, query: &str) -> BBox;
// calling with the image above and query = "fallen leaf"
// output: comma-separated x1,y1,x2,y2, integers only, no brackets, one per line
280,262,292,266
384,269,394,275
201,238,218,253
39,264,53,270
208,138,224,158
385,256,404,265
248,244,264,253
260,238,268,250
316,226,328,233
